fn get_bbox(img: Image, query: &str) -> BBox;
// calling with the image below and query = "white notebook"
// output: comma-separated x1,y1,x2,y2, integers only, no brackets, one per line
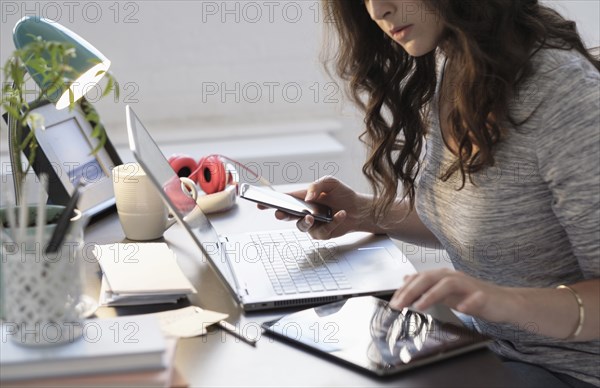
0,315,166,381
94,243,197,296
99,277,186,306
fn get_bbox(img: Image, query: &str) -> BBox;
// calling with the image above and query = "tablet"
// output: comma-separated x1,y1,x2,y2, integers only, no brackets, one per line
262,296,490,376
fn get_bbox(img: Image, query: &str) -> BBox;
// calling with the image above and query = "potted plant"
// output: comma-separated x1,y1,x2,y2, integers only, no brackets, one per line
1,27,119,203
0,18,120,323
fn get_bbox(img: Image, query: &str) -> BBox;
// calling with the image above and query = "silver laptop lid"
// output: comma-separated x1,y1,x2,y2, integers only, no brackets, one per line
125,105,240,298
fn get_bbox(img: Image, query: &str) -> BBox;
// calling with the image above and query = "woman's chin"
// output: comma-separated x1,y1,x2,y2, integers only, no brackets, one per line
401,42,437,58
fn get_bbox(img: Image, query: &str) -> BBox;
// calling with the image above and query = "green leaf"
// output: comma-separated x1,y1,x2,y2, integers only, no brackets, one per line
10,63,21,88
86,111,99,123
24,33,39,42
91,123,102,138
49,44,59,67
44,82,62,99
102,76,114,98
114,80,121,100
3,105,20,118
26,146,36,171
19,128,35,150
26,57,48,78
91,130,107,154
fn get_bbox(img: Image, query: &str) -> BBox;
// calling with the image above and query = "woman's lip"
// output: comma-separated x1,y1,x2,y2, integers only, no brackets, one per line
391,25,413,38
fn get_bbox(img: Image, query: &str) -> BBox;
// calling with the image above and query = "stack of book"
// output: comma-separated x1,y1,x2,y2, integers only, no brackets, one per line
93,243,197,306
0,315,182,387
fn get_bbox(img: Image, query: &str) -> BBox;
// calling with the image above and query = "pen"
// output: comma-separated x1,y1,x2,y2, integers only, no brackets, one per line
46,180,82,254
218,320,258,347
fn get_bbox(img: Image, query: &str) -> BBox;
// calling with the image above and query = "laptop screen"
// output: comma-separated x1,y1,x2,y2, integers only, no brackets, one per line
125,106,238,293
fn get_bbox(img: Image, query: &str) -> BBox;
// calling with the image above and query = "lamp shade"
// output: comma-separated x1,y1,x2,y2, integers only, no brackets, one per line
12,16,111,110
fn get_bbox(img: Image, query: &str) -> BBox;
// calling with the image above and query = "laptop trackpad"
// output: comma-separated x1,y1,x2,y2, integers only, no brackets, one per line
345,247,396,272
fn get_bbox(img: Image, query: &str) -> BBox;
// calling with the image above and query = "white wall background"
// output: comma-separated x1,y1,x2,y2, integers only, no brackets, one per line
1,0,598,203
546,0,600,48
2,1,346,131
1,0,369,203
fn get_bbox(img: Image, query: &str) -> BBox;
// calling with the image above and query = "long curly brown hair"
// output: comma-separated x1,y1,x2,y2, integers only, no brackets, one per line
322,0,600,221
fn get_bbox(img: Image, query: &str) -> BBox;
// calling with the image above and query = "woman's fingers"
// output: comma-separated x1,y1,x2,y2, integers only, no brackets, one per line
286,189,308,200
305,176,340,201
389,269,454,309
308,210,348,240
296,215,314,232
257,178,354,240
390,269,510,323
390,274,436,309
273,210,298,221
456,290,487,314
412,276,467,310
293,210,349,239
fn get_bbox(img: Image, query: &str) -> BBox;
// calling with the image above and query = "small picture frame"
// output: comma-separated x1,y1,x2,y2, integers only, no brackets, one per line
18,98,122,218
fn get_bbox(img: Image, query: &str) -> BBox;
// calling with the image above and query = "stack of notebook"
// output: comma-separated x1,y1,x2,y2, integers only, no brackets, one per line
94,243,197,306
0,315,181,387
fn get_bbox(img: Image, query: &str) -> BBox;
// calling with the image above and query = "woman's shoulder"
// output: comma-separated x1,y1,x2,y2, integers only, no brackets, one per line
509,46,598,131
525,47,599,142
526,47,599,107
529,46,598,78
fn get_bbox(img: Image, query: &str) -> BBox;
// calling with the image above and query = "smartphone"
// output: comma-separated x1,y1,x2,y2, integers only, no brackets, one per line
239,183,333,223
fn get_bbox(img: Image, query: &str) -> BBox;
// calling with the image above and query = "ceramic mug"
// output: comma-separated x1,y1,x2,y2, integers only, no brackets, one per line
112,163,197,241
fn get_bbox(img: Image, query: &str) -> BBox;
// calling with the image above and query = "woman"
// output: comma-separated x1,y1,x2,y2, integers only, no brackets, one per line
270,1,600,386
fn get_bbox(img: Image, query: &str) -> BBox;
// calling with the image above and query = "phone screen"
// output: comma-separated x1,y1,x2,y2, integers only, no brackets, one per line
240,183,333,223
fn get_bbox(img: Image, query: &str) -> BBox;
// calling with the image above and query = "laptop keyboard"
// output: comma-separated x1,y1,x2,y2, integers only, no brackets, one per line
250,231,352,295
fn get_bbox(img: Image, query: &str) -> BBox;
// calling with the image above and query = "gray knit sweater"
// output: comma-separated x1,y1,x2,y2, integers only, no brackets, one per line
416,47,600,385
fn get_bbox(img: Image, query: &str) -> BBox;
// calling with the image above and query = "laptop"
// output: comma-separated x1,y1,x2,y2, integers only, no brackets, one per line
126,106,417,311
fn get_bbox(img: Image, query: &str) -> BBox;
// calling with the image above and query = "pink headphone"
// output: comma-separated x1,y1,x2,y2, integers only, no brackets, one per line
168,154,236,194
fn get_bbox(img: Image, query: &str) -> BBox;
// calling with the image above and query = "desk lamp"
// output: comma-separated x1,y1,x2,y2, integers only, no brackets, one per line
12,17,111,109
7,16,111,202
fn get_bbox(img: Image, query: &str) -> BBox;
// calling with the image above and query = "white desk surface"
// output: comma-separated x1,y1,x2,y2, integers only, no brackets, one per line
85,184,518,387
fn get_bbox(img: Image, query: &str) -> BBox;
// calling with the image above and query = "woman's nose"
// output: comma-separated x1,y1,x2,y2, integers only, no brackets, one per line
368,0,395,21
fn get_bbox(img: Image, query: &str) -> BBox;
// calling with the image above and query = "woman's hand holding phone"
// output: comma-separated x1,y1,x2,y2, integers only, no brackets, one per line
262,176,373,240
